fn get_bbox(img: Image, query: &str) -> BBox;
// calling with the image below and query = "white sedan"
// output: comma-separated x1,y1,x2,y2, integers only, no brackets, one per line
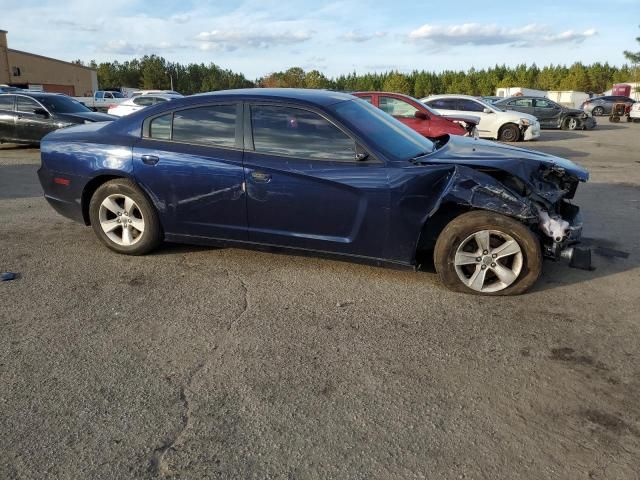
630,102,640,121
421,94,541,142
107,94,182,117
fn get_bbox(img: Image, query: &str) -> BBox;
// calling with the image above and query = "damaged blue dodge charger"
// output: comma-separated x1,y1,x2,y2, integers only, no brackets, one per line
38,89,590,295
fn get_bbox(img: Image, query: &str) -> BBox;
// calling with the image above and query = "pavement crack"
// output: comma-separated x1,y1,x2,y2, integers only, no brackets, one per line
228,275,249,331
149,362,205,477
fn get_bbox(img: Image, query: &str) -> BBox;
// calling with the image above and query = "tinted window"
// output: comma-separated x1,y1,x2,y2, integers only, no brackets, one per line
251,105,356,161
133,96,155,106
331,99,434,160
0,95,14,110
17,96,42,113
38,96,91,113
154,97,169,103
358,95,373,104
534,99,554,108
150,113,172,140
172,105,237,147
427,99,457,110
509,98,533,108
457,99,486,112
379,97,418,117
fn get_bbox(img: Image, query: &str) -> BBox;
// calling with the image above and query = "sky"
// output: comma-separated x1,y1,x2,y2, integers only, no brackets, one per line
1,0,639,79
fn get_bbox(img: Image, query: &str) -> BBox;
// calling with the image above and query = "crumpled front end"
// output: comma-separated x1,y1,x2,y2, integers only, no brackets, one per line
521,119,541,140
430,162,590,269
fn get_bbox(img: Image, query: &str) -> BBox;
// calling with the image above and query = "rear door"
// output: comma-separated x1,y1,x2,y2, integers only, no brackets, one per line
533,98,562,128
0,95,17,141
133,102,248,240
15,96,56,142
243,102,389,258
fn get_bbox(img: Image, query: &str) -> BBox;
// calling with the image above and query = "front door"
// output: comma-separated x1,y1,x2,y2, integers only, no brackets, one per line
133,103,248,240
533,99,562,128
243,103,389,258
15,96,55,142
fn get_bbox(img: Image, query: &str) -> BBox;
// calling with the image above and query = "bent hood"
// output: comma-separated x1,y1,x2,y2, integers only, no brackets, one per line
57,111,117,123
424,135,589,182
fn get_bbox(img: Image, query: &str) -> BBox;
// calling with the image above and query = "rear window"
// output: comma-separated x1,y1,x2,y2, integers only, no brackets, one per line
149,114,172,140
427,98,457,110
172,105,237,147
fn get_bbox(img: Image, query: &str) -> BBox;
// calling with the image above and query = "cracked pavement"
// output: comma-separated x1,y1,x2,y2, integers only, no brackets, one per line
1,124,640,479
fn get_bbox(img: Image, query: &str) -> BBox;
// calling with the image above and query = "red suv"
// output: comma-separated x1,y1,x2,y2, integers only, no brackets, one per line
353,92,479,139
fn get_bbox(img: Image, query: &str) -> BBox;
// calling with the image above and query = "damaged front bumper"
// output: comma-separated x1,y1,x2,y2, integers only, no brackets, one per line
522,120,541,141
539,201,592,270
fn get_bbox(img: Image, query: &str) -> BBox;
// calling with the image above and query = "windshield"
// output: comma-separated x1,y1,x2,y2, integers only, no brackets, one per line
38,96,92,114
332,99,435,160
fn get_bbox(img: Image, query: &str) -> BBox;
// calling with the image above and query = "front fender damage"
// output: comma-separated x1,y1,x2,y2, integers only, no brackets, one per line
429,165,537,221
423,165,591,270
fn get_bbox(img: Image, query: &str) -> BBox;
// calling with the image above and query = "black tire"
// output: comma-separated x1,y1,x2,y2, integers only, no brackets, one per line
592,106,604,116
88,178,162,255
561,116,579,130
498,123,520,142
434,211,542,296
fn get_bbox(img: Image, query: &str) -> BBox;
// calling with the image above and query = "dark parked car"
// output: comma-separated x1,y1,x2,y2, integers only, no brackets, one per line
494,96,596,130
38,89,590,295
581,95,635,116
353,91,479,138
0,92,115,145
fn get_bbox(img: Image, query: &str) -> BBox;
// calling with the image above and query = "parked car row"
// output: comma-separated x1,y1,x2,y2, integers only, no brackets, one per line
37,88,591,296
422,94,541,142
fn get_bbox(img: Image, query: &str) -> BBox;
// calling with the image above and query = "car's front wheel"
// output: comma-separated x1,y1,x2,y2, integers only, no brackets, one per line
434,211,542,295
562,116,579,130
498,123,520,142
89,179,162,255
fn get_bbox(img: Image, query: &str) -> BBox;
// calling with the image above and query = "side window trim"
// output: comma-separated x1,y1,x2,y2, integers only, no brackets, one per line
142,102,243,150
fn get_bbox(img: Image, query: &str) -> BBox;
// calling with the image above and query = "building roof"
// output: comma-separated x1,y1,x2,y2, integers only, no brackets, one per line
7,48,96,71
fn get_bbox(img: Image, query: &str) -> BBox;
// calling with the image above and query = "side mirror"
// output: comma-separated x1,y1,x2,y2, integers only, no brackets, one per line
483,108,493,114
34,108,49,118
355,145,369,161
414,111,428,120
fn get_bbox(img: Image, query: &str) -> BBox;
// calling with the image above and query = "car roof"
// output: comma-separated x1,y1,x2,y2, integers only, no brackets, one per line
0,91,66,99
423,94,479,100
495,95,551,101
190,88,354,106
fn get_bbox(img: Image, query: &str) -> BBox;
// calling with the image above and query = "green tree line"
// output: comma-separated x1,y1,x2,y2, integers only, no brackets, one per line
78,56,636,96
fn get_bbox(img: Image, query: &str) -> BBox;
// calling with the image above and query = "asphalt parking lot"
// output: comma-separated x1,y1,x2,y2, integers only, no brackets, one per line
1,124,639,480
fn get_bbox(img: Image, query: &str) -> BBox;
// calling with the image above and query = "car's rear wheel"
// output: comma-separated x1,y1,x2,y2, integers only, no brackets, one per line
434,211,542,295
89,179,162,255
562,116,579,130
592,106,604,116
498,123,520,142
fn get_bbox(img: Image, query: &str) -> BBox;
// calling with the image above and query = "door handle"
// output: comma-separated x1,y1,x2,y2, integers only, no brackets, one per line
250,171,271,183
141,154,159,166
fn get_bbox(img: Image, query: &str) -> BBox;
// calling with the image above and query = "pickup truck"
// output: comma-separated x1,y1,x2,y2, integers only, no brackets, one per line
74,91,127,112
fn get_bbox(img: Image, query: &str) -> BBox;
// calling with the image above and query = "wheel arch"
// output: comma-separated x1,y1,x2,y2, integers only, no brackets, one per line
81,173,157,226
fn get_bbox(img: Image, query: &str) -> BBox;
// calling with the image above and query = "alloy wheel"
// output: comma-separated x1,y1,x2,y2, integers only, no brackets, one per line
454,229,523,293
98,194,145,246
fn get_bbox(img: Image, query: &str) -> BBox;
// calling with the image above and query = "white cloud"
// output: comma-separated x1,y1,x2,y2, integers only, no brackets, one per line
196,29,312,52
408,23,597,47
341,31,387,42
101,40,186,55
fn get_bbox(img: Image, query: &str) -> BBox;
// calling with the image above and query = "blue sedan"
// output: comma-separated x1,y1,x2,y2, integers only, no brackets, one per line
38,89,589,295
